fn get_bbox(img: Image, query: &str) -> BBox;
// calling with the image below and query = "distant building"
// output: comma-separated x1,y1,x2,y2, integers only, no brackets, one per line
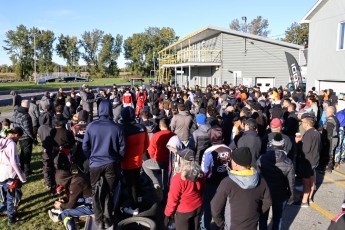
301,0,345,95
158,25,304,92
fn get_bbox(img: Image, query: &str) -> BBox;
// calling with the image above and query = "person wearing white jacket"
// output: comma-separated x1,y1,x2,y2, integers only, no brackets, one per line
0,127,26,226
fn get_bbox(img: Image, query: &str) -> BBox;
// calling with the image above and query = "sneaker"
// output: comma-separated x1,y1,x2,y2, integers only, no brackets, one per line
335,163,340,170
123,207,139,216
8,217,22,226
301,202,309,208
48,210,60,222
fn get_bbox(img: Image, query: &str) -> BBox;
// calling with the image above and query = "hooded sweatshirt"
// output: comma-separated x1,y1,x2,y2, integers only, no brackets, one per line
83,100,125,168
38,112,53,151
167,135,185,182
55,170,92,210
0,138,26,182
211,168,271,230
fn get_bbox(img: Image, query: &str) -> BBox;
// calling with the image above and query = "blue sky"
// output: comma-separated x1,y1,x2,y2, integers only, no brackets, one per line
0,0,317,68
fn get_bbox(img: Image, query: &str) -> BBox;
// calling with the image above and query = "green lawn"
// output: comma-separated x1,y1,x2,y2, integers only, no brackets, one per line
0,77,151,91
0,145,65,230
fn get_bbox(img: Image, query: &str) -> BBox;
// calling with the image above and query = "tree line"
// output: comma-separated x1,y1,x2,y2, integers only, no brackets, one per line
2,18,307,79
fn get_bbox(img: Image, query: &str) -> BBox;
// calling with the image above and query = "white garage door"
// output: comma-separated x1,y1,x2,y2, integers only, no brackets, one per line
318,81,345,95
256,77,275,92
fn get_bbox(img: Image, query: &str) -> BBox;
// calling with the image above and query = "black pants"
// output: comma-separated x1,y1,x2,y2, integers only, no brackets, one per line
90,163,118,226
123,168,142,209
19,138,33,173
42,149,56,187
175,206,202,230
32,126,38,142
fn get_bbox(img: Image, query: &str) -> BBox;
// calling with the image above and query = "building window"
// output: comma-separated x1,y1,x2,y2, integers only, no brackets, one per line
338,21,345,50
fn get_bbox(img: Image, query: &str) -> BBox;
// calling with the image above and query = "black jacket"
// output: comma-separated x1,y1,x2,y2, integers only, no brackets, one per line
237,130,262,167
12,107,34,140
257,148,295,202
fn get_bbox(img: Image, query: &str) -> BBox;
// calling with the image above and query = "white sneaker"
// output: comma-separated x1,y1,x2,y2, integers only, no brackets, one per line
123,207,139,215
48,210,60,222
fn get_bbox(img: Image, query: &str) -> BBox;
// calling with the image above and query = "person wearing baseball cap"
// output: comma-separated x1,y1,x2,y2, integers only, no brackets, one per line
295,111,321,207
261,118,293,156
211,147,271,230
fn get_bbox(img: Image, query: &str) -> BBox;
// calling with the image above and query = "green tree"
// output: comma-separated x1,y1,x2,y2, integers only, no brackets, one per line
282,22,309,45
124,27,178,76
35,29,55,73
56,34,81,72
3,24,33,79
80,29,104,77
98,34,123,77
230,16,270,37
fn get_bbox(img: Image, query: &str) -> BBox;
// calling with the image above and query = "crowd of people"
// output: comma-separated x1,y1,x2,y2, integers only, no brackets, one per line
1,82,345,229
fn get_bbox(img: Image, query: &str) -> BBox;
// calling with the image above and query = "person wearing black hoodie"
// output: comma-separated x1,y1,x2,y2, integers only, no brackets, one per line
211,147,271,230
49,166,93,230
82,100,125,229
38,111,55,190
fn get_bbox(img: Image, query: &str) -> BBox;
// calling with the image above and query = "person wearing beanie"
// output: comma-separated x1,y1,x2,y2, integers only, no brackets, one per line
261,118,293,158
211,147,271,230
10,90,22,111
191,114,211,164
82,100,125,228
120,106,149,216
12,99,34,176
257,133,295,230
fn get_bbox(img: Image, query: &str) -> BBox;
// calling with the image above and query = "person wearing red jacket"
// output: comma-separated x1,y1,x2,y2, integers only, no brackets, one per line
143,118,175,200
122,89,133,108
120,107,150,216
164,148,204,230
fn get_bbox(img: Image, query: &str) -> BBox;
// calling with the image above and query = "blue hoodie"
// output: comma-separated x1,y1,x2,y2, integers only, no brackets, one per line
83,100,125,168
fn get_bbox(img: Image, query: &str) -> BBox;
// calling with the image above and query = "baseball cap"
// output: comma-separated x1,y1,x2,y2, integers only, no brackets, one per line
270,118,283,128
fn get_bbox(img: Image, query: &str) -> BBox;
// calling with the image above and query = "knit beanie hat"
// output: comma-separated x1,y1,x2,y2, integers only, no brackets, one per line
121,106,136,122
231,147,252,167
271,133,285,147
196,114,207,125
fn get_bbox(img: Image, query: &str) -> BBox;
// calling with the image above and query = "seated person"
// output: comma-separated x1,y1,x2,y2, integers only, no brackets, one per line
48,152,93,230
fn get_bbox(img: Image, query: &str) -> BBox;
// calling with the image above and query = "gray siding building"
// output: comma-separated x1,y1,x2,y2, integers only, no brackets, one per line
158,25,303,92
301,0,345,95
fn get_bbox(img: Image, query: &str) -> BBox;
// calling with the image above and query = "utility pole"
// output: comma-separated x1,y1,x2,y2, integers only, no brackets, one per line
242,16,247,56
153,51,155,79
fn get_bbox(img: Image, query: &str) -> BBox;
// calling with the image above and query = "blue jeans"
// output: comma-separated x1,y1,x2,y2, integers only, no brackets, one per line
0,182,16,218
259,200,287,230
59,205,93,230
